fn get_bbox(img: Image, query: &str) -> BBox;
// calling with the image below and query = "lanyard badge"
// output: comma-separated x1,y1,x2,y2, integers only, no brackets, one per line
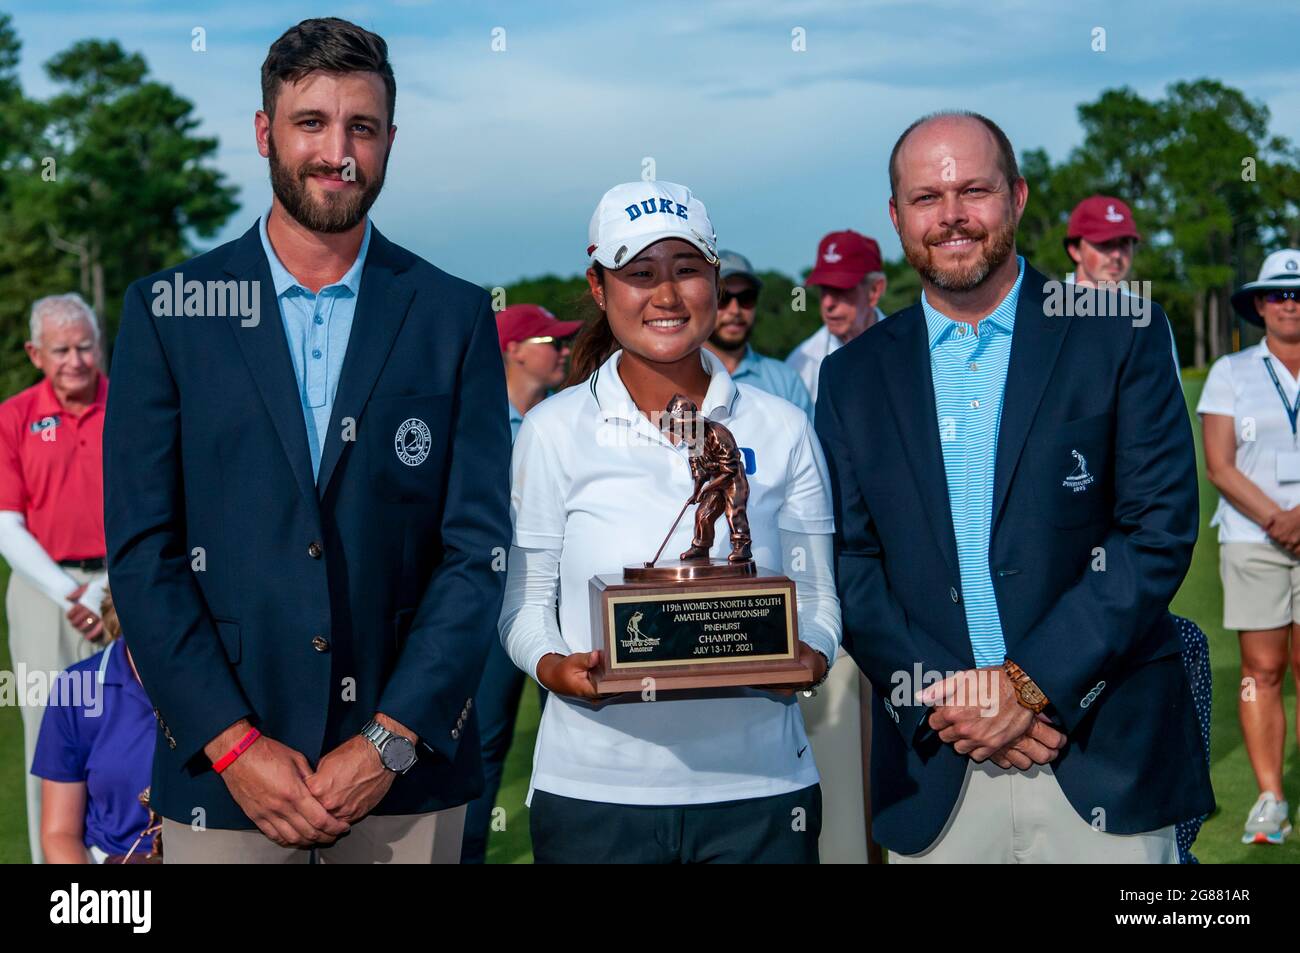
1263,357,1300,481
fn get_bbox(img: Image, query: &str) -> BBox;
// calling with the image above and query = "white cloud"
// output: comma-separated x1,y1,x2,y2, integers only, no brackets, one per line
7,0,1298,287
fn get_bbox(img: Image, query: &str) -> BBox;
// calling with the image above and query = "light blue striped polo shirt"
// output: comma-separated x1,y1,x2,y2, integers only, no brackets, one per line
922,256,1025,667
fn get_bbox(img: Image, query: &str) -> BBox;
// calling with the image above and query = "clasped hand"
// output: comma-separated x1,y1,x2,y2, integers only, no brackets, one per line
211,718,405,848
916,666,1066,770
1264,507,1300,555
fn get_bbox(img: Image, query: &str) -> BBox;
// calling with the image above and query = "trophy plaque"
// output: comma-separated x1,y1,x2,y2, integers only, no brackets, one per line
588,395,813,695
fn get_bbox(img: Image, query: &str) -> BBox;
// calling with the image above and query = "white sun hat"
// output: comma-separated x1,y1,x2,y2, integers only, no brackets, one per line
1232,249,1300,326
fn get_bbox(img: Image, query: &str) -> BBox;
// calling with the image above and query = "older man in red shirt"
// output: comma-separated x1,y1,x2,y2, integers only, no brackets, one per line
0,292,109,863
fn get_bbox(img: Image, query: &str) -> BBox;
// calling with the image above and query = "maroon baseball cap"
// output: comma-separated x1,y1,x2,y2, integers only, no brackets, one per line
495,304,583,350
1066,196,1141,247
806,230,884,289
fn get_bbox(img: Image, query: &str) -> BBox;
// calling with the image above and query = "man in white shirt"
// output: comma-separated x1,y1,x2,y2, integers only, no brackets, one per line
786,229,887,404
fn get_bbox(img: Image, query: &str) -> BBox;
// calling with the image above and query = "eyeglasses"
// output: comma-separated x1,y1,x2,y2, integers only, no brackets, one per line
720,288,759,309
1262,290,1300,303
519,336,572,351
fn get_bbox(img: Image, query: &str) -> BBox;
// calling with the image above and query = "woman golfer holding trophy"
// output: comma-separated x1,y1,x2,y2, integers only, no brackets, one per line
499,181,842,863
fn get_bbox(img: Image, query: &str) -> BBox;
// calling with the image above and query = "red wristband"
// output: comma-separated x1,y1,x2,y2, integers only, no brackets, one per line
212,728,261,773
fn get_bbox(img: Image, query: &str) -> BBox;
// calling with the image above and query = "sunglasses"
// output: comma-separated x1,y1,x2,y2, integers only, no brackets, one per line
720,288,759,309
1262,290,1300,303
519,335,572,351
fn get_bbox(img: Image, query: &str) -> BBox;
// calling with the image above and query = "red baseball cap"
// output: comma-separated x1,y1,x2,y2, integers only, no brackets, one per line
496,304,583,350
1066,196,1141,246
806,230,883,289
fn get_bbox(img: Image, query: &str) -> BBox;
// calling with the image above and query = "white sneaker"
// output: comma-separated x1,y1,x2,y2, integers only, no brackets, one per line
1242,792,1292,845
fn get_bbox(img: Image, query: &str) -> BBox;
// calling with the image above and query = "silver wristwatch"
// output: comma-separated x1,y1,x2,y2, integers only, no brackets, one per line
360,719,418,774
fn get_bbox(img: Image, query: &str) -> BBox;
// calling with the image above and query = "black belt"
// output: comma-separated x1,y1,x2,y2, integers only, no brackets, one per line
59,557,105,571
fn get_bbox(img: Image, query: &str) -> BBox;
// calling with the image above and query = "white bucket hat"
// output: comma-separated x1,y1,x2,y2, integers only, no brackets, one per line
1232,249,1300,326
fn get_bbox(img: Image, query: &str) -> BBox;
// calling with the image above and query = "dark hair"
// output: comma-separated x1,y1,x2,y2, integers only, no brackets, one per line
262,18,396,126
888,110,1019,199
563,263,616,389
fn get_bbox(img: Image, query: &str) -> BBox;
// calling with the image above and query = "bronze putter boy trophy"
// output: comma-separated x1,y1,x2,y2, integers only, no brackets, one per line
588,395,813,694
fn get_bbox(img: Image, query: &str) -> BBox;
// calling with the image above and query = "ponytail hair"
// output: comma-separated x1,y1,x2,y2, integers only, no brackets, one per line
563,262,618,389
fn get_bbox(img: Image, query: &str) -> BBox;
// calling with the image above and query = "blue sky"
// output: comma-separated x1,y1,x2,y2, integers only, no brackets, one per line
7,0,1299,286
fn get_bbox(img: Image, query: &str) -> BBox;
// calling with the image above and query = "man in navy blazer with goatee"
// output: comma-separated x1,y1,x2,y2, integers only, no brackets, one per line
816,111,1213,862
104,18,510,863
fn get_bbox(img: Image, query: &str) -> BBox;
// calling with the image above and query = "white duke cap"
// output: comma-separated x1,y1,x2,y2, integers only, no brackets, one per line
587,181,718,270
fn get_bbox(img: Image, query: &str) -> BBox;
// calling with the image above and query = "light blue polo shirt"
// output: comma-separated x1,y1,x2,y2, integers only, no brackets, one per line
729,345,814,418
922,256,1025,667
258,213,372,479
508,400,525,443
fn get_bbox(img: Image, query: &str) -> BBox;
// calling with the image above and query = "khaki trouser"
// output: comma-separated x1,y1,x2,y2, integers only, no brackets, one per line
889,760,1177,864
7,567,101,864
798,650,869,864
161,804,467,864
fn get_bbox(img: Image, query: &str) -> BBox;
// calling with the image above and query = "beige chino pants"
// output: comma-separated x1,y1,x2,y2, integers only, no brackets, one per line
7,567,102,864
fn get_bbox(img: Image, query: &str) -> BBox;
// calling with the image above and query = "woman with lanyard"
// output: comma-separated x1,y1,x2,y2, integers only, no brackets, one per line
1199,248,1300,846
499,181,841,863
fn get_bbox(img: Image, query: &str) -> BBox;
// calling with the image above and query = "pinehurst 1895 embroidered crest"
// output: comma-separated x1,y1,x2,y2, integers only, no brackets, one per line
1062,449,1094,492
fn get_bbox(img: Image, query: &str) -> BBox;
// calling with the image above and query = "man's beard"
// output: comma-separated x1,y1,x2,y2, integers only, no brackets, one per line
268,133,387,234
902,218,1017,292
708,321,752,354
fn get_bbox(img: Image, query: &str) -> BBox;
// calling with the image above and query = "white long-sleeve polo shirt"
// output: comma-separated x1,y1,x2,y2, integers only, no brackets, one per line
499,347,841,807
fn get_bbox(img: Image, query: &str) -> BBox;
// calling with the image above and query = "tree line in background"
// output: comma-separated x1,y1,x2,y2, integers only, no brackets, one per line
1,12,1297,395
510,80,1300,368
0,13,236,397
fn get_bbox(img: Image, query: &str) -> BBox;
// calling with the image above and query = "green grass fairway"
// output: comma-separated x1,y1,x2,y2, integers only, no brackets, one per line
2,371,1296,862
0,562,26,864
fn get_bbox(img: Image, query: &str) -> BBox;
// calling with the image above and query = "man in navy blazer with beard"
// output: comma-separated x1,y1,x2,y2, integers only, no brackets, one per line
816,110,1213,862
104,18,510,863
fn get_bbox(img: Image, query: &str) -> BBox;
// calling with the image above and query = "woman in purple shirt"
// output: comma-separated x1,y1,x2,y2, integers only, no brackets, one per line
31,591,156,863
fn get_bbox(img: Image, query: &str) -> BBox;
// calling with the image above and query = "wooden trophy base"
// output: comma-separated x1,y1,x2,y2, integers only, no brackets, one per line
589,560,811,696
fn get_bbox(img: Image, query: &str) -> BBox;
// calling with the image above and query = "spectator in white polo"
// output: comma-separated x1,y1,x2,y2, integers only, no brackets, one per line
702,250,813,417
1199,248,1300,846
786,229,887,404
500,180,841,863
0,292,110,864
